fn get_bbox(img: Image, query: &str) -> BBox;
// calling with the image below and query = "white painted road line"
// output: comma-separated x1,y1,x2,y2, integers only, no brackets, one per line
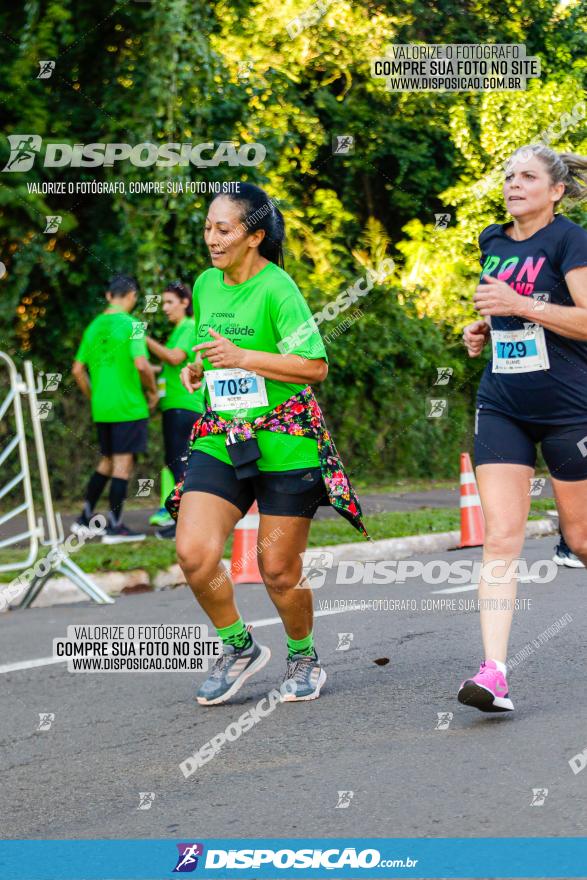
432,584,479,595
0,655,65,674
432,576,543,595
0,580,546,674
0,606,360,675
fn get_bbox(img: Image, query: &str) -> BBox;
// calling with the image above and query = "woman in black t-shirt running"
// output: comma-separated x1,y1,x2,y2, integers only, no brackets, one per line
459,145,587,713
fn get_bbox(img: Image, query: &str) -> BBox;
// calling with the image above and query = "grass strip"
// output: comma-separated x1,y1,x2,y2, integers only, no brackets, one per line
0,502,556,583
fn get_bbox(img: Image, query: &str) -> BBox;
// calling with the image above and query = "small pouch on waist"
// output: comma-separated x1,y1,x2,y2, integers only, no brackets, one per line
226,433,261,479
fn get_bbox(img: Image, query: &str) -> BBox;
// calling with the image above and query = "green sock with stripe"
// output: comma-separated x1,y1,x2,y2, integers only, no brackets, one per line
216,618,252,651
287,631,316,659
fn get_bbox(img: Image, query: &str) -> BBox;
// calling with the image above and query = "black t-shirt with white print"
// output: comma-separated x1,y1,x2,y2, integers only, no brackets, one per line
476,214,587,424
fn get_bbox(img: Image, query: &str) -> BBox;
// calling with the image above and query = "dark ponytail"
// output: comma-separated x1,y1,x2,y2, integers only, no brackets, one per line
164,280,193,317
217,182,285,269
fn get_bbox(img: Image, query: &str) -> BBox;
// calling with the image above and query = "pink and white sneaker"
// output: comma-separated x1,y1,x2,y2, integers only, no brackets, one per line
458,660,514,713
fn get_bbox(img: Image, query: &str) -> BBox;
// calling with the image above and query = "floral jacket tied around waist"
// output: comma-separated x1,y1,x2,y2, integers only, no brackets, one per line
165,386,369,538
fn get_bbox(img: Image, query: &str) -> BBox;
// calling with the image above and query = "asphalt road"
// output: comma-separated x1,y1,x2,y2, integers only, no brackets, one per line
1,535,585,842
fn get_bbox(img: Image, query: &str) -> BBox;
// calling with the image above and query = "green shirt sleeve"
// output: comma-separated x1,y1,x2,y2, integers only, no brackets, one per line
129,318,148,360
272,280,328,362
74,331,88,364
173,320,196,359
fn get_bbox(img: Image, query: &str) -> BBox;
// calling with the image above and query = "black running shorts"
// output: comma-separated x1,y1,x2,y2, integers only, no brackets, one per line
96,419,148,456
182,450,328,517
474,406,587,481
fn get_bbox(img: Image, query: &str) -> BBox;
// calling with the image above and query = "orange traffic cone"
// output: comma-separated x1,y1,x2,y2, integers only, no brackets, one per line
459,452,485,547
231,501,263,584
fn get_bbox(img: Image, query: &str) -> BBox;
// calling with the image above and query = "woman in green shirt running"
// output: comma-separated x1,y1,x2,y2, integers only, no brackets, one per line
172,183,364,706
146,281,203,539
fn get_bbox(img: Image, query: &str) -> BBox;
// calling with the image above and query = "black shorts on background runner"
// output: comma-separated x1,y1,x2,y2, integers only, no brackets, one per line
474,406,587,481
162,408,200,482
182,450,328,517
96,419,148,456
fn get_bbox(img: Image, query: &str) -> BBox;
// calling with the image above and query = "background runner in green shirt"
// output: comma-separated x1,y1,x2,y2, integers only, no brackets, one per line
75,308,150,422
145,281,203,538
72,274,157,543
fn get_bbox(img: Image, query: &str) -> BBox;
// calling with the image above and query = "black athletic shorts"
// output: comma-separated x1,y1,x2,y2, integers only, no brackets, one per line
182,450,329,517
96,419,148,456
474,406,587,481
162,408,200,482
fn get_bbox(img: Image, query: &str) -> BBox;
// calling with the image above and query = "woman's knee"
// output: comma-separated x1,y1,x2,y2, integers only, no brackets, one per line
483,524,526,557
176,536,223,580
259,554,301,593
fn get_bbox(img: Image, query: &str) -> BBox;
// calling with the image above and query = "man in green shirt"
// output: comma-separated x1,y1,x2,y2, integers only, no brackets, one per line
72,274,158,543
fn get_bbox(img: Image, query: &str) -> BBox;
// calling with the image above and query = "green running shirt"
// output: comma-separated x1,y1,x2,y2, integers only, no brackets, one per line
192,262,327,471
75,309,149,423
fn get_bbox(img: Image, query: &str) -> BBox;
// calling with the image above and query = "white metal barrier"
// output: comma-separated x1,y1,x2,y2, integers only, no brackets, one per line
0,352,114,608
0,352,38,571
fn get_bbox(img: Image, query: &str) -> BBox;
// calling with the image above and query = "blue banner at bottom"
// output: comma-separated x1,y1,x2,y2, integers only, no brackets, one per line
1,838,586,880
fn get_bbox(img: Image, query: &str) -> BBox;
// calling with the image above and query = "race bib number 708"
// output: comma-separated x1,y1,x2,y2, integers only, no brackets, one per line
205,368,268,411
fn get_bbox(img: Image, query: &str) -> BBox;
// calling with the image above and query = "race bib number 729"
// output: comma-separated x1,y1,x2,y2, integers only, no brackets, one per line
491,325,550,374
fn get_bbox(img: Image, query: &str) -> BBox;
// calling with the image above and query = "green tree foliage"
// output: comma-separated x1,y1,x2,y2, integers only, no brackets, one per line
0,0,585,495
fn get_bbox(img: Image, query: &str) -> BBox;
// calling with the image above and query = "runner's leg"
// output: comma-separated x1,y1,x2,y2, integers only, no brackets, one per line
109,452,134,526
155,409,199,537
550,477,587,566
101,418,148,542
257,514,313,640
257,513,327,700
74,425,114,531
458,462,531,712
164,408,197,483
111,451,133,478
96,456,113,477
176,491,243,626
177,490,271,705
80,456,111,521
475,463,533,662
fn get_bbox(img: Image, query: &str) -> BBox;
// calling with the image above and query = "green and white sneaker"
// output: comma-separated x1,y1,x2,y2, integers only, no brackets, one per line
281,652,327,702
196,638,271,706
149,506,174,527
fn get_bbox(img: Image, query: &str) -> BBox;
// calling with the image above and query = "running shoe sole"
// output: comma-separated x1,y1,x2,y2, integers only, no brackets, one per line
101,533,146,544
458,680,513,712
282,669,327,702
553,553,584,568
196,645,271,706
